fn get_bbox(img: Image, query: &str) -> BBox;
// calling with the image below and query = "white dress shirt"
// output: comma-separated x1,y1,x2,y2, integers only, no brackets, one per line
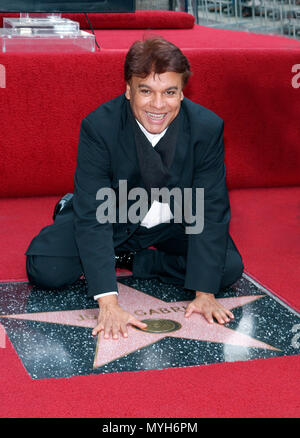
94,120,173,300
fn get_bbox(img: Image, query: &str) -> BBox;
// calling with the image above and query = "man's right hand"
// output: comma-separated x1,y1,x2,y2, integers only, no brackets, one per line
92,294,147,340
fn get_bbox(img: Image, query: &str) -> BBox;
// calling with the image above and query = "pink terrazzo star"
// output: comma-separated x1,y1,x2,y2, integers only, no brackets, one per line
1,283,280,368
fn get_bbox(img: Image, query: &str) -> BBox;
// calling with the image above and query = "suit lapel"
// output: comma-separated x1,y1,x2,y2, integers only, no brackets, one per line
112,97,146,192
119,97,139,167
166,104,190,190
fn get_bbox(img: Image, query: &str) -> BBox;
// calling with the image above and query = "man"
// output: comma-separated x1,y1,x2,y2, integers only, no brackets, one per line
26,37,244,340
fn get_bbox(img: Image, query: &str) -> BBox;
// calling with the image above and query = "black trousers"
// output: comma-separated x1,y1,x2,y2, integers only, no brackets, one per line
26,221,244,295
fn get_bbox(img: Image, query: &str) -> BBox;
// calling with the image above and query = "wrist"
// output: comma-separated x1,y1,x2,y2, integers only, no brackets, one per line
195,291,213,297
97,294,118,307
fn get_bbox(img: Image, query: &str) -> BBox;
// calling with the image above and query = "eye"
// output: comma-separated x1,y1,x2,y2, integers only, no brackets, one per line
165,90,176,96
140,89,151,94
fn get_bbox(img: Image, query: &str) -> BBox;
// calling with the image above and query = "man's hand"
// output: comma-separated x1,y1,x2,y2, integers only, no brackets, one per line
92,294,147,339
185,291,234,325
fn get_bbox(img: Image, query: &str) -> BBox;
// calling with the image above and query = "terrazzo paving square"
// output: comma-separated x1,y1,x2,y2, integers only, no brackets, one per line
0,274,299,379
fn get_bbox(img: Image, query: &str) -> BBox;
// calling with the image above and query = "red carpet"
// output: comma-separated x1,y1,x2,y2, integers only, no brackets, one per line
94,26,300,50
229,187,300,313
0,336,299,418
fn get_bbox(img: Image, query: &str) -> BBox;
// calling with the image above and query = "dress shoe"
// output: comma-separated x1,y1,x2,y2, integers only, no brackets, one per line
53,193,73,221
115,251,135,271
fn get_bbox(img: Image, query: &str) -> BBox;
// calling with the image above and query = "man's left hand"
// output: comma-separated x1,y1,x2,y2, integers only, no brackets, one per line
185,291,234,325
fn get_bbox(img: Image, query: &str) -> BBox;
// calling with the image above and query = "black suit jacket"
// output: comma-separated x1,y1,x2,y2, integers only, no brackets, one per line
26,94,232,297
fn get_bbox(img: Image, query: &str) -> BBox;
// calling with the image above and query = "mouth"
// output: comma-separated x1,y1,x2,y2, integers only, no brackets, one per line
146,112,168,122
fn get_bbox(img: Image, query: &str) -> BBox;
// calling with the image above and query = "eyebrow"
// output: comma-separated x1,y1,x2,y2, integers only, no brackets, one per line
138,84,179,91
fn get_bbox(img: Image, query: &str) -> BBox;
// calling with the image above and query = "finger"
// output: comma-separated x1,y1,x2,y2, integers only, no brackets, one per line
213,310,227,324
104,321,112,339
112,322,120,340
217,310,229,323
184,304,195,318
120,323,128,338
203,311,214,324
92,323,104,337
226,310,234,319
129,317,147,330
223,312,231,322
218,308,233,322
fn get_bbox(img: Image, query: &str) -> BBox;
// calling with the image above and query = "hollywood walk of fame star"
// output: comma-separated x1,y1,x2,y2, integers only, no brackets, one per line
0,282,280,369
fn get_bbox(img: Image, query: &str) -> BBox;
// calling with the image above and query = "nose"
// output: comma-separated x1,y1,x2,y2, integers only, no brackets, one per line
151,93,165,110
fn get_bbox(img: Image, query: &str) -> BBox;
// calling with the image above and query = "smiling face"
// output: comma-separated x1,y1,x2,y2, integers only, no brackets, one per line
125,71,184,134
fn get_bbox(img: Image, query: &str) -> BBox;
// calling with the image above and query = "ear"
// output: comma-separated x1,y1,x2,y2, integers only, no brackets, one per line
180,91,184,101
125,82,131,100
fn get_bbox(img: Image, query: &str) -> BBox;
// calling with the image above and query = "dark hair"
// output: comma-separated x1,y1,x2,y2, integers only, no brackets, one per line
124,37,191,88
